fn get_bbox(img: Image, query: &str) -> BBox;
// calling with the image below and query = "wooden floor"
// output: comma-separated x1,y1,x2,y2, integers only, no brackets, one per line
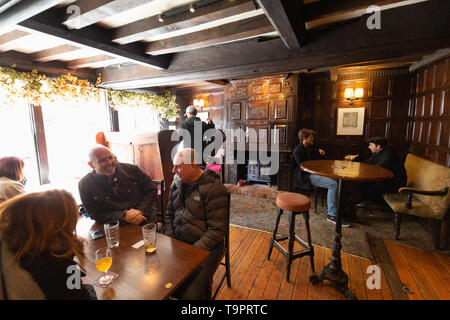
211,225,450,300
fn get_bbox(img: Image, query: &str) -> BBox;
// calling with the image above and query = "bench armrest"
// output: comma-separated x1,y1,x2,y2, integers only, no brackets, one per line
398,186,449,209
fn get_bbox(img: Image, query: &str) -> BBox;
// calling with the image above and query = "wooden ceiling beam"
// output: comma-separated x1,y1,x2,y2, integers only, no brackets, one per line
100,36,449,89
98,0,450,89
256,0,307,49
31,44,82,62
113,0,259,45
63,0,159,30
146,15,274,55
0,29,31,52
18,8,171,70
305,0,422,23
0,0,63,33
0,50,95,80
67,54,120,69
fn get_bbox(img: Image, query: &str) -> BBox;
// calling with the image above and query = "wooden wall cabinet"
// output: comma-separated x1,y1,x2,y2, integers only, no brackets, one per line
224,74,298,189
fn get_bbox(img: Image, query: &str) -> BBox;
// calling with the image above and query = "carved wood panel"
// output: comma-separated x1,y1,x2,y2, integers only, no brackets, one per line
225,74,298,185
247,101,269,120
246,125,269,146
272,124,287,145
272,99,287,120
229,101,242,120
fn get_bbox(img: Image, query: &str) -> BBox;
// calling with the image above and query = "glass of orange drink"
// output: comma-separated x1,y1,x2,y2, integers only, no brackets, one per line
95,247,114,285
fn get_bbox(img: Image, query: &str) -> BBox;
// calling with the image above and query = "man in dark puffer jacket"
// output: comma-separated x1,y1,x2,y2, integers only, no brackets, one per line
164,148,227,299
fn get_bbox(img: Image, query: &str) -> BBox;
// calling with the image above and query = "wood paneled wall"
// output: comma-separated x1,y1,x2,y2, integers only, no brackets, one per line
299,68,413,162
411,57,450,167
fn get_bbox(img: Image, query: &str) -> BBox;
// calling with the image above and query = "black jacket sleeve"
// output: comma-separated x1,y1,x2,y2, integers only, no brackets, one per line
78,179,125,224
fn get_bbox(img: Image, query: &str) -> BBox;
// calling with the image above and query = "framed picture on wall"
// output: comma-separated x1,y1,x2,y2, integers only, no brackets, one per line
336,107,365,135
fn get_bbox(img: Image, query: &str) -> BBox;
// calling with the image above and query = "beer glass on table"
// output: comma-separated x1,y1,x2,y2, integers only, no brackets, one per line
95,247,115,285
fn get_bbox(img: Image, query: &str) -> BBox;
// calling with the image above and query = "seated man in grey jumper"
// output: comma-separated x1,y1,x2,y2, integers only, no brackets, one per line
164,148,227,300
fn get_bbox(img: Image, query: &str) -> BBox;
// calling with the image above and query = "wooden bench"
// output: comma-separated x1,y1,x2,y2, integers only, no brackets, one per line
383,154,450,250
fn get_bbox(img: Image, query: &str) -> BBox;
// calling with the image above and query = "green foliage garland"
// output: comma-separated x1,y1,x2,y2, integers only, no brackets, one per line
107,88,179,120
0,66,179,120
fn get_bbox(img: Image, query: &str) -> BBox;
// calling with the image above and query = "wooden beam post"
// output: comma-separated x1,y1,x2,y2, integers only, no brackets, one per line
146,15,274,55
256,0,308,49
19,8,171,70
113,0,259,45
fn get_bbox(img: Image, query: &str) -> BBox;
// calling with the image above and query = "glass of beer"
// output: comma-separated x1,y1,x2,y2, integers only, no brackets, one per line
95,247,114,285
142,223,157,254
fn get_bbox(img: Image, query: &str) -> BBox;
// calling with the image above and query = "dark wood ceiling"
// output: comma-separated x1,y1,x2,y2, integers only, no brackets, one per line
0,0,449,90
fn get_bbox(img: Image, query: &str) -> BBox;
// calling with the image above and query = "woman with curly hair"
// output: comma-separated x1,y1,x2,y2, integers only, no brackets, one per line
0,189,96,300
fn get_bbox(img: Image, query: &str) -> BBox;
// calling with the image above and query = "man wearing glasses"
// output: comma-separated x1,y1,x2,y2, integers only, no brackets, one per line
78,145,158,225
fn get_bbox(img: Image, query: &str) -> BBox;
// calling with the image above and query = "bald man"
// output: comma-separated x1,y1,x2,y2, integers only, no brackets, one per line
78,145,157,225
164,148,227,299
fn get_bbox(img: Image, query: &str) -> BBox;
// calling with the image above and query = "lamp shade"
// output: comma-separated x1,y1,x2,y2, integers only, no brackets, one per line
354,88,364,98
344,88,354,98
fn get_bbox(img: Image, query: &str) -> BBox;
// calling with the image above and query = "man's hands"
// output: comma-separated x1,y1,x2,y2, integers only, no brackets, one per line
124,208,147,225
319,149,325,156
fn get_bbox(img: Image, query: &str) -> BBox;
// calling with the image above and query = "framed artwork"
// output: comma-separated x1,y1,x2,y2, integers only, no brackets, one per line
336,107,365,135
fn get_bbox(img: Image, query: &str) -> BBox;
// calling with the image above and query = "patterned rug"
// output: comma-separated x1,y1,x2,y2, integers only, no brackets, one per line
230,193,449,261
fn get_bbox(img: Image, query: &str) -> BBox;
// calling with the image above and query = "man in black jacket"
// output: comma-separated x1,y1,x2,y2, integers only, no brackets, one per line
293,129,350,227
164,148,227,299
357,137,407,208
179,105,215,166
78,145,158,225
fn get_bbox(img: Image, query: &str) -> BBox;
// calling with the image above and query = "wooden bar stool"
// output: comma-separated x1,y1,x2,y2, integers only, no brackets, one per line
267,192,318,283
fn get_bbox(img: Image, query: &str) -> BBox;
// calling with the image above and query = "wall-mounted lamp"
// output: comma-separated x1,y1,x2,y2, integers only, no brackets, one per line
189,3,195,13
158,14,164,22
193,98,204,108
344,88,363,105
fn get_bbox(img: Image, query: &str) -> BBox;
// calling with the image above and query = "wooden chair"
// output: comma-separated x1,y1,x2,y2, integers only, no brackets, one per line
152,179,165,231
208,191,231,299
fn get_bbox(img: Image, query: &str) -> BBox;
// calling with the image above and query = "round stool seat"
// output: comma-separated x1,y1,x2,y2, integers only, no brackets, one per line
276,192,311,212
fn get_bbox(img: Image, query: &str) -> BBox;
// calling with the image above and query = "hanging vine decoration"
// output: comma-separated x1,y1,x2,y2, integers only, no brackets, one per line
0,66,179,120
0,65,100,105
106,87,179,120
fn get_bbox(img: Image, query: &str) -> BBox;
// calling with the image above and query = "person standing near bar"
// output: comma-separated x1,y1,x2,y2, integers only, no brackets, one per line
179,105,215,167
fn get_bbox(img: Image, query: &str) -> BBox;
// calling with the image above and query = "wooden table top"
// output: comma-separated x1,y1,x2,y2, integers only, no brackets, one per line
300,160,393,182
76,218,209,300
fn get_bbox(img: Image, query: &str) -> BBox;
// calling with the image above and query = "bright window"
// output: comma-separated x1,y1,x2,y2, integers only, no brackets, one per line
41,92,110,199
0,101,40,189
118,107,160,133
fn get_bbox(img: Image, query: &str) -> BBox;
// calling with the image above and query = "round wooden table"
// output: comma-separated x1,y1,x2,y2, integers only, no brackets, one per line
301,160,393,299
